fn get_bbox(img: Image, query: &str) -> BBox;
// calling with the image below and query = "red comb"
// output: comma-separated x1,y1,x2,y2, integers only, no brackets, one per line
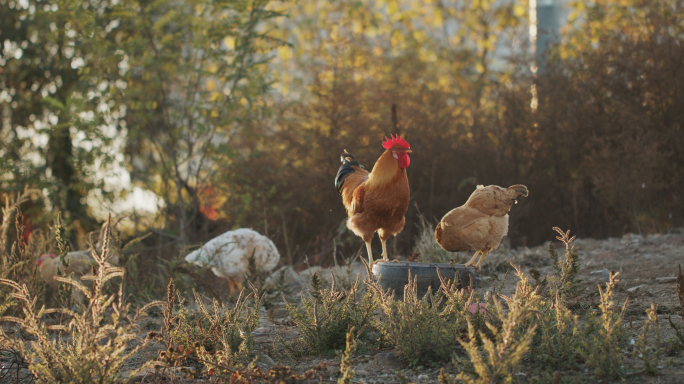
382,134,410,150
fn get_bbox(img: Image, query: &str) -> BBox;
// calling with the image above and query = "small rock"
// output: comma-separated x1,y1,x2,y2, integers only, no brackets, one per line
627,285,646,293
417,374,429,380
655,276,677,283
252,327,271,335
256,354,275,369
589,269,612,281
355,369,369,376
373,352,404,369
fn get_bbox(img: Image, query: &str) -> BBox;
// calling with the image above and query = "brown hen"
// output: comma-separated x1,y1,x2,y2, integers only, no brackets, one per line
435,184,528,269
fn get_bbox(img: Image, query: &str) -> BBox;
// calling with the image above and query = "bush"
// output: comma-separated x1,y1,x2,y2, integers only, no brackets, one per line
0,218,164,383
286,271,377,355
452,296,538,384
367,268,471,367
529,228,583,307
577,271,628,379
337,327,357,384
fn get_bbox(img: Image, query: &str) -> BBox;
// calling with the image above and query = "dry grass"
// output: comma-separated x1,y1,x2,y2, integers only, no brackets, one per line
0,216,164,383
0,198,682,383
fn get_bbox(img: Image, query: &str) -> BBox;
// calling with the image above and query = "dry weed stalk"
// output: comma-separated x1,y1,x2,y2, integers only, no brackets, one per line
453,293,538,384
633,303,662,375
667,265,684,351
286,271,376,355
337,326,356,384
364,265,471,367
577,271,628,379
0,189,46,317
0,216,165,383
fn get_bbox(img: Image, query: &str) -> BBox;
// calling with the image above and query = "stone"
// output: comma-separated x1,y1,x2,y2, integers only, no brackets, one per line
251,327,271,335
256,354,275,369
655,276,677,283
627,285,646,293
373,352,404,369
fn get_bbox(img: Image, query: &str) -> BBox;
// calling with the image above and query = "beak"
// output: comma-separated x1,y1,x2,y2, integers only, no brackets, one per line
403,149,412,153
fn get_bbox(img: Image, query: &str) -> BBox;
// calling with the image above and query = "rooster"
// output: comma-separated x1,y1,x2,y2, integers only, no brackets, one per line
435,184,528,270
184,228,280,293
335,135,412,265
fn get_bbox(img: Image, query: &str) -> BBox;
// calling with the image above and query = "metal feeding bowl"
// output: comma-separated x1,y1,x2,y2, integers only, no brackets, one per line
371,261,478,301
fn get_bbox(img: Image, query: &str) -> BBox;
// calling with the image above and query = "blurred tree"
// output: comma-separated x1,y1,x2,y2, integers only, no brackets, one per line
0,0,120,243
219,0,531,263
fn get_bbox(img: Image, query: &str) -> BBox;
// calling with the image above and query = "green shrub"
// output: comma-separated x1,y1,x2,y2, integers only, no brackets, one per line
286,272,377,355
451,294,538,384
577,271,628,379
633,303,662,375
337,326,356,384
529,227,583,307
528,296,582,372
368,268,470,367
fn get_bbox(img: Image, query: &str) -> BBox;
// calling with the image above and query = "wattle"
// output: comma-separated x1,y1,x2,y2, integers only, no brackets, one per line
398,154,410,169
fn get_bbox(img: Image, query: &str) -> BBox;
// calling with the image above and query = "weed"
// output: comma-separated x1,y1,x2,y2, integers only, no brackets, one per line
529,228,583,307
667,265,684,354
0,189,46,317
528,293,582,372
271,268,293,297
367,267,470,367
0,217,165,383
577,271,628,379
633,303,662,375
452,294,538,384
244,250,270,298
337,326,356,384
287,271,377,355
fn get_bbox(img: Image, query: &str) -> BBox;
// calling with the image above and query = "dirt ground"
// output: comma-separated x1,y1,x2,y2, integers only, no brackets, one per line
246,230,684,384
2,230,683,383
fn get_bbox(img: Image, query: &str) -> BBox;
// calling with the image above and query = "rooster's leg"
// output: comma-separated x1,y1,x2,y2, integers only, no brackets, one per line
380,239,389,261
228,278,236,294
475,249,491,270
464,250,481,268
365,241,374,266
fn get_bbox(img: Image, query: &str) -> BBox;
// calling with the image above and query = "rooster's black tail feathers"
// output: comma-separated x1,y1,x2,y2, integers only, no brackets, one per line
335,150,364,195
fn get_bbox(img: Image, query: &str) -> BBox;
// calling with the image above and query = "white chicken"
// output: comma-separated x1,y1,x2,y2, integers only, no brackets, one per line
184,228,280,293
